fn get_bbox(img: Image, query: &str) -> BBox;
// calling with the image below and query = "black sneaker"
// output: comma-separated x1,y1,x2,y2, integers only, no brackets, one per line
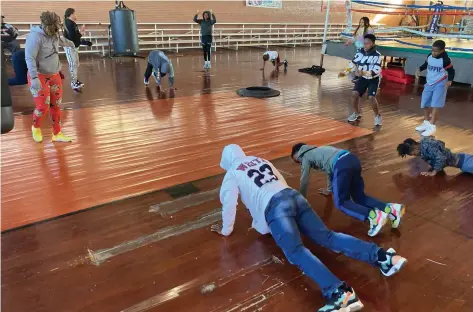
76,80,85,87
318,286,363,312
379,248,407,277
284,60,288,70
71,81,82,90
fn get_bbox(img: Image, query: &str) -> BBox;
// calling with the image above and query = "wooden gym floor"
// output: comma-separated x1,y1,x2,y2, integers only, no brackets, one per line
2,48,473,312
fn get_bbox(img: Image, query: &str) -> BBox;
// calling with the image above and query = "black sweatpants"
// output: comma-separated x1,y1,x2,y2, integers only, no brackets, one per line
201,35,212,62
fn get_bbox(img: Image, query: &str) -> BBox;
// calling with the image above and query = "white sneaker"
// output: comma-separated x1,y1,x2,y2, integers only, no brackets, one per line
421,124,436,137
144,78,149,86
415,120,430,132
374,115,383,126
347,112,361,122
207,62,211,69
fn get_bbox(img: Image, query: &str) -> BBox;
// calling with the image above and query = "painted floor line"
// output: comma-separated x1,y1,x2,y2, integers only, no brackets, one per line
88,208,221,266
149,188,220,216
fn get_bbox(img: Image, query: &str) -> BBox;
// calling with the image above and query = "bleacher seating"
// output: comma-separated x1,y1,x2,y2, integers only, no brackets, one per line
10,22,347,55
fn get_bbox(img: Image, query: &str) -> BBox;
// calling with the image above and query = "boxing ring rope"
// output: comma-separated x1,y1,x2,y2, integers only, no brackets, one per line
320,0,473,68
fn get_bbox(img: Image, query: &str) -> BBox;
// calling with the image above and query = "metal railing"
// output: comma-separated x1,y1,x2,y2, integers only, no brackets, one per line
10,22,346,55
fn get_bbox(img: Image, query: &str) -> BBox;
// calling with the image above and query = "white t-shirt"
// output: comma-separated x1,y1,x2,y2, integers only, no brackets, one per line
263,51,279,61
220,156,288,236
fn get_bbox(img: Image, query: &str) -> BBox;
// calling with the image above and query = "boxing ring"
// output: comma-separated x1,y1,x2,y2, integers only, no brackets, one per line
320,0,473,85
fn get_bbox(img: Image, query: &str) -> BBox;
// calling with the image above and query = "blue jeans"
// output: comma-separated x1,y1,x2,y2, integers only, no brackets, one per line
332,153,387,221
265,188,380,299
458,153,473,174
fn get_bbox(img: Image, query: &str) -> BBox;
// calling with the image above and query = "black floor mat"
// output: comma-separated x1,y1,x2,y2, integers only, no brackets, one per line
298,65,325,75
164,183,200,199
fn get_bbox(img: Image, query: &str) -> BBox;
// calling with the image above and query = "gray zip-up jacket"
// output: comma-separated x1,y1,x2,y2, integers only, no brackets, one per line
296,145,342,196
25,26,74,78
193,11,216,36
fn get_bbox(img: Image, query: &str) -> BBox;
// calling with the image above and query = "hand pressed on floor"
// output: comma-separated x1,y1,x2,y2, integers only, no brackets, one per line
211,223,224,236
319,188,332,196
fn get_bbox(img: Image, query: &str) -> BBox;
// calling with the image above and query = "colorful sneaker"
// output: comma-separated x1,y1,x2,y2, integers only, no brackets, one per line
368,209,389,237
379,248,407,277
374,114,383,126
347,112,361,122
318,286,363,312
144,77,149,86
415,120,430,132
52,132,72,143
387,203,405,228
421,124,436,137
32,126,43,143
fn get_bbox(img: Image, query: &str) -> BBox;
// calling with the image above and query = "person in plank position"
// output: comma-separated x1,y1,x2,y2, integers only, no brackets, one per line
260,51,288,71
397,137,473,175
211,144,407,312
291,143,405,237
144,50,175,92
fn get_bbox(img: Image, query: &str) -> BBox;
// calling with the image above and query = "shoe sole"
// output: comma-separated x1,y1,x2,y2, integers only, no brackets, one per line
391,205,405,228
340,301,364,312
381,258,407,277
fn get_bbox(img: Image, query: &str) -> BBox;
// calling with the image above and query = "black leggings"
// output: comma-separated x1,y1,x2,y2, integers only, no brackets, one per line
201,35,212,62
144,62,153,79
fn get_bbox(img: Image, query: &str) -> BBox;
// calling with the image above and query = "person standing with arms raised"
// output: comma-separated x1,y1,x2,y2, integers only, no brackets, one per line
193,9,216,69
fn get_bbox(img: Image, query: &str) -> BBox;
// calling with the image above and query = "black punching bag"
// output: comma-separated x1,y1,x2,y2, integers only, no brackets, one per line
109,1,139,56
1,48,14,134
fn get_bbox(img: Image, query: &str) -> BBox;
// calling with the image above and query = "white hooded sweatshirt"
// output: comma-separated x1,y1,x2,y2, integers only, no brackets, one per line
219,144,289,236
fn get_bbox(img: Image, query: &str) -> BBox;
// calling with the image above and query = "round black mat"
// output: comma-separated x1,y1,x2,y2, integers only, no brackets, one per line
236,86,280,98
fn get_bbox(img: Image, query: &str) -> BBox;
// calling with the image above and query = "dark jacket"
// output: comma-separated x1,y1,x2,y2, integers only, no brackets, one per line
193,11,216,36
419,137,459,172
64,19,82,48
1,22,18,43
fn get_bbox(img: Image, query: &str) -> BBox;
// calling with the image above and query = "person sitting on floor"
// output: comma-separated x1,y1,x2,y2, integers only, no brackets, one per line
211,144,407,312
291,143,405,237
260,50,288,71
397,137,473,175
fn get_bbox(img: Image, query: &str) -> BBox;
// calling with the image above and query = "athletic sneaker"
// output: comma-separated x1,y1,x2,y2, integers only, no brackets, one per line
421,124,436,137
347,112,361,122
318,286,363,312
387,203,405,228
368,209,389,237
374,115,383,126
379,248,407,277
71,81,82,90
415,120,430,132
144,78,149,86
52,132,72,143
284,60,288,70
32,126,43,143
207,61,211,69
76,80,85,87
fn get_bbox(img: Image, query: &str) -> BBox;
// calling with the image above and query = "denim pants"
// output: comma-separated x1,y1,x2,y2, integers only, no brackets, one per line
332,153,387,221
458,153,473,174
265,188,380,299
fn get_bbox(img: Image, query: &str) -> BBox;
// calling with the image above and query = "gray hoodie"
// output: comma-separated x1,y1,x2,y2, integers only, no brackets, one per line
25,26,74,78
296,145,343,196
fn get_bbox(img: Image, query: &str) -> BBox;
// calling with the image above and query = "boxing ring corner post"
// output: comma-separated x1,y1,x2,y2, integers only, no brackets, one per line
319,0,332,68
